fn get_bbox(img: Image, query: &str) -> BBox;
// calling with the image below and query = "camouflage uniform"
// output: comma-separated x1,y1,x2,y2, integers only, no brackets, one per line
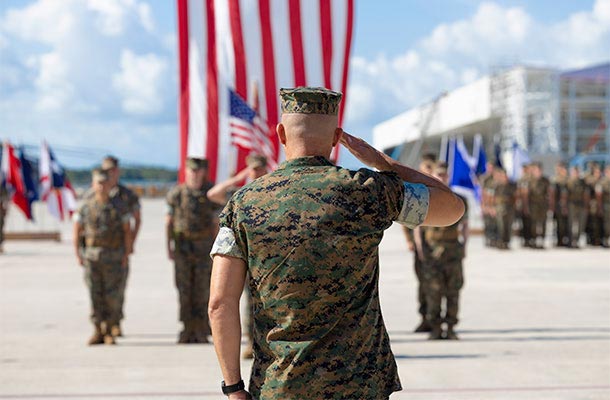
551,175,570,247
567,176,588,247
494,181,516,248
167,183,219,339
517,174,531,247
75,196,130,330
0,185,8,248
596,176,610,247
84,184,140,322
481,173,497,247
421,196,468,337
585,174,603,246
212,156,429,400
527,176,550,247
403,227,427,324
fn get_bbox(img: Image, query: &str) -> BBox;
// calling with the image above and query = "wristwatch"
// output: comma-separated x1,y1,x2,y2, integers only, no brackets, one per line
221,379,245,396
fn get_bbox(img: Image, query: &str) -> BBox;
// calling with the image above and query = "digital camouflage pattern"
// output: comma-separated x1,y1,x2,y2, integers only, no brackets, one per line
597,175,610,245
0,184,9,245
567,176,588,245
85,184,140,321
279,87,342,115
552,175,570,246
494,182,516,246
167,184,220,329
212,156,429,400
421,195,468,326
528,176,550,241
75,197,130,325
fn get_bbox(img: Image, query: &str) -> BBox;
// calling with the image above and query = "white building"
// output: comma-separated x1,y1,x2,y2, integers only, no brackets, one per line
373,63,610,174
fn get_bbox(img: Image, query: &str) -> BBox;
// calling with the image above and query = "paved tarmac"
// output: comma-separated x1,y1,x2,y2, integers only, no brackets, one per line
1,198,609,400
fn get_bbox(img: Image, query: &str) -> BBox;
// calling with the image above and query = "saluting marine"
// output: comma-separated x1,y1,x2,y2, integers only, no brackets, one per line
73,169,132,345
208,87,465,399
166,157,220,344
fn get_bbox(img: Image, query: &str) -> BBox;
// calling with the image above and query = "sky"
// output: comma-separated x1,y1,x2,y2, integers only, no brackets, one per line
1,0,609,169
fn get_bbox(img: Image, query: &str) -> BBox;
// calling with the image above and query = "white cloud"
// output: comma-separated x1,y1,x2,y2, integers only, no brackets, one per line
34,52,75,110
345,0,610,145
87,0,155,36
2,0,77,44
113,49,168,115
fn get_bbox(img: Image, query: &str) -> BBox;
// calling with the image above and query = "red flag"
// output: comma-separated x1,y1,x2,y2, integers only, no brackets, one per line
177,0,355,182
1,143,32,220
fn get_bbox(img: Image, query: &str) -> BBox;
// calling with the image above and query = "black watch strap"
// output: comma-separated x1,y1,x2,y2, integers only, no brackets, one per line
222,379,245,395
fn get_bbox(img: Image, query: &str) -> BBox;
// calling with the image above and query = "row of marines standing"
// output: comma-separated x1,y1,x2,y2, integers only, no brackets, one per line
73,154,265,347
481,161,610,249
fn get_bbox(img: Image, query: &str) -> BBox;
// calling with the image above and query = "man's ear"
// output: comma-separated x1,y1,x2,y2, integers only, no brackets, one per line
277,123,287,145
332,127,343,147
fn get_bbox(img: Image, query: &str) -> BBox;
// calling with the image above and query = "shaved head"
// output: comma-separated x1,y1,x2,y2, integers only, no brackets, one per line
278,113,341,159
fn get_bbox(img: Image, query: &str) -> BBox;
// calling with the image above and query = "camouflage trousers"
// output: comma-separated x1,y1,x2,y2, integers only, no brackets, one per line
520,213,531,243
118,262,129,321
422,257,464,326
554,211,569,246
529,209,547,241
413,254,427,318
83,249,124,325
0,212,5,245
174,238,214,332
495,208,514,246
603,205,610,243
483,213,497,246
568,204,586,246
586,213,603,245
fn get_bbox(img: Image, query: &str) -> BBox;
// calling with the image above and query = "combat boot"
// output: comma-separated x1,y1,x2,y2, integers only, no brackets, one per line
192,319,209,344
242,342,254,359
445,325,459,340
87,323,104,345
427,325,443,340
111,323,123,337
414,320,432,333
103,321,116,345
178,320,193,344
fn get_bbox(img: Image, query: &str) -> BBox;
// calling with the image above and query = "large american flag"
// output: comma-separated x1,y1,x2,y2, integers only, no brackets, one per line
177,0,355,182
229,89,278,170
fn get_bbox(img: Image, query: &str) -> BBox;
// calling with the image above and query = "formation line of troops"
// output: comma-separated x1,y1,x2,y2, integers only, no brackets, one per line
481,161,610,250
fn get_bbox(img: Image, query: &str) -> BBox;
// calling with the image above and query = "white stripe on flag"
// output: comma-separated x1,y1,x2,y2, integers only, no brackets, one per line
187,0,207,159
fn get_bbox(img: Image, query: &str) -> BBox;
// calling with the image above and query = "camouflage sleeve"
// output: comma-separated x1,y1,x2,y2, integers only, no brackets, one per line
395,182,429,228
165,186,179,215
129,190,141,212
73,203,86,224
210,226,245,260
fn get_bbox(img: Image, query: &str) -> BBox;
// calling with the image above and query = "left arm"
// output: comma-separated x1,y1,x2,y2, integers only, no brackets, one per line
208,255,250,400
131,209,141,251
122,221,132,267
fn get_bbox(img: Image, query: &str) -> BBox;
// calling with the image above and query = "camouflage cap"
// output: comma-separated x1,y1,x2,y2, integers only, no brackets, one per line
92,168,109,183
279,87,342,115
246,154,267,169
186,157,208,170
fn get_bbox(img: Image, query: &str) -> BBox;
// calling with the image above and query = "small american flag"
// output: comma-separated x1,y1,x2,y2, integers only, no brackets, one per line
229,89,277,170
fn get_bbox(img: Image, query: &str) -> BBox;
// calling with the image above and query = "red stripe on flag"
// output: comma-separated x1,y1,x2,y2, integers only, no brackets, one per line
205,0,219,181
288,0,307,87
55,189,64,221
229,0,247,98
319,0,333,90
339,0,354,125
177,0,189,183
333,0,354,163
258,0,280,159
229,0,249,176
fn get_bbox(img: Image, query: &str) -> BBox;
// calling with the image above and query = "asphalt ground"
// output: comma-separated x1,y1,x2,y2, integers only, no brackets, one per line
1,198,609,400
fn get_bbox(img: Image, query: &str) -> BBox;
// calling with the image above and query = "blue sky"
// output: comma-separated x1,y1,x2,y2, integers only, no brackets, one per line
1,0,608,169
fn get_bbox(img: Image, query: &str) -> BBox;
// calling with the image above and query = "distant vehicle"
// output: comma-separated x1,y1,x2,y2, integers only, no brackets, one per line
569,153,610,171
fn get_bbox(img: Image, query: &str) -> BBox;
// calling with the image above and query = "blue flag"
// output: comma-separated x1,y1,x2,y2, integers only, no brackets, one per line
448,137,481,202
18,147,39,221
474,134,487,176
